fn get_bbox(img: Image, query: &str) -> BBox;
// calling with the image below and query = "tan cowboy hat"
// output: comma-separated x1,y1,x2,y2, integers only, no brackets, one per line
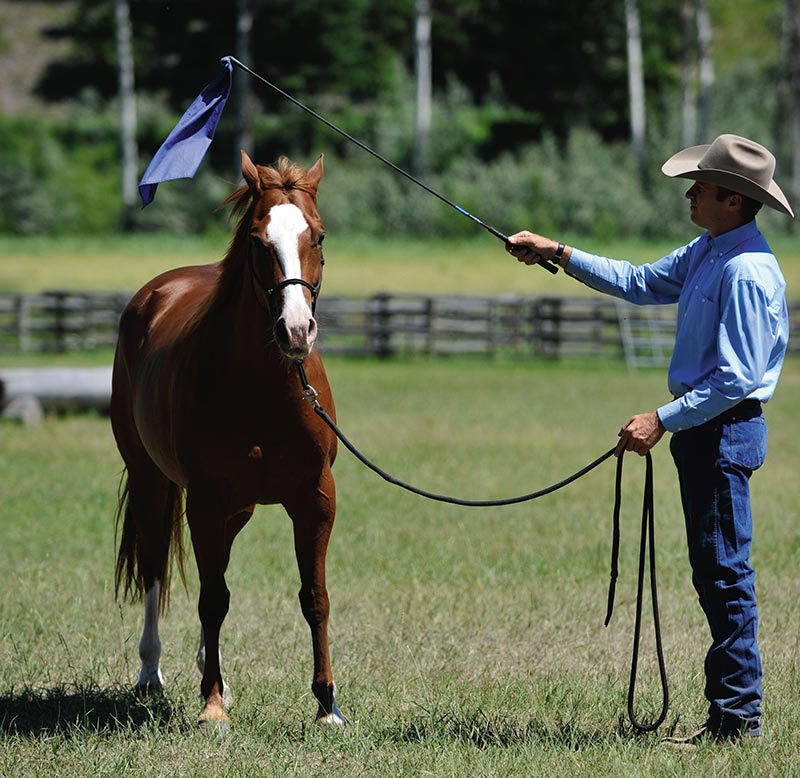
661,133,794,217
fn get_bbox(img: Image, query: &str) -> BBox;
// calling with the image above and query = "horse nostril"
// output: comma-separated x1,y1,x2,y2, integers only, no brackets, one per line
275,317,289,344
308,318,317,338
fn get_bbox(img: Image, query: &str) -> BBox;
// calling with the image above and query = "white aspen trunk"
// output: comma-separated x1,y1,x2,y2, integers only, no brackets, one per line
114,0,138,228
625,0,646,186
680,0,697,147
696,0,714,142
414,0,432,177
784,0,800,207
234,0,254,179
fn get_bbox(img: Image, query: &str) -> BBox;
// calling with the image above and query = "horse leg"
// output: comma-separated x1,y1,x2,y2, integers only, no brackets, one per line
194,507,253,711
121,459,182,696
138,580,164,693
284,466,345,725
185,490,247,733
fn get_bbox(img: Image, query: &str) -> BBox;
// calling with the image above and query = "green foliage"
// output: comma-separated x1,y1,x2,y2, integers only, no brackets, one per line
1,0,791,240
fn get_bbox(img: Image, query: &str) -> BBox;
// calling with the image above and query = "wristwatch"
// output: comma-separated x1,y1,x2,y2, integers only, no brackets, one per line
553,242,566,264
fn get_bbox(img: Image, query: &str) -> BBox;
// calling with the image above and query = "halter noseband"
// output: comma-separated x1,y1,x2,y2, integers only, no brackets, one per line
248,237,324,317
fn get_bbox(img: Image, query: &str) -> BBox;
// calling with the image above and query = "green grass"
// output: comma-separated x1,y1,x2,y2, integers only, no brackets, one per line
1,356,799,776
2,232,800,297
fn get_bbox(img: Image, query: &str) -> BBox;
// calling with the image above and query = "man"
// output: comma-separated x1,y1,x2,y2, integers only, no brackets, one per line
506,134,793,746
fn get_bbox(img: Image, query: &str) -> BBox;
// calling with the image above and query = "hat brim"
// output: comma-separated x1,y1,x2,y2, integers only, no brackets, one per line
661,144,794,217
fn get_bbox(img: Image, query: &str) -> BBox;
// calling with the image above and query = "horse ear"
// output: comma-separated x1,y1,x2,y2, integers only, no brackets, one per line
241,150,261,192
306,154,324,191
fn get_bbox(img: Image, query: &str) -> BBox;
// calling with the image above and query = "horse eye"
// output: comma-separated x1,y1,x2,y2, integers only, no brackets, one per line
317,234,325,247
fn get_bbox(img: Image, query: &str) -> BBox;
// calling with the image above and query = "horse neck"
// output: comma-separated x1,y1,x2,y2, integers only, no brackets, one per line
208,202,298,384
228,261,295,379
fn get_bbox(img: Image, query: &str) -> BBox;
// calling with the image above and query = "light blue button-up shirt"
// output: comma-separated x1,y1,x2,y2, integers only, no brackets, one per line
566,220,789,432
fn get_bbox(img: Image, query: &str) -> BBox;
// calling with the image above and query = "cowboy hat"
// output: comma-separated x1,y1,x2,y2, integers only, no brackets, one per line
661,133,794,217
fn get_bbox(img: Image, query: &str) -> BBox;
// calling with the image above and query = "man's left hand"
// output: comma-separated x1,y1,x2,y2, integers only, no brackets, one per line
615,411,666,457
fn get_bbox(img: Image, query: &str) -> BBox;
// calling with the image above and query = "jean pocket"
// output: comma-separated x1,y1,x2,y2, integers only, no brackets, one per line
722,418,767,471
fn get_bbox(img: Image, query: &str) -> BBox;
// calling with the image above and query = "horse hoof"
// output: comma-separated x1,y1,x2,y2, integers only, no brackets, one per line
316,701,346,728
317,711,347,727
135,681,165,698
198,717,231,737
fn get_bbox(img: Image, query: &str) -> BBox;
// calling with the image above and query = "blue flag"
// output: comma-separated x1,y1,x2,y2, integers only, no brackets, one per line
139,57,233,207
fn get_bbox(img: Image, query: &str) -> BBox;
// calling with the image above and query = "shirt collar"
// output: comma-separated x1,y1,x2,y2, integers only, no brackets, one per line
705,219,759,257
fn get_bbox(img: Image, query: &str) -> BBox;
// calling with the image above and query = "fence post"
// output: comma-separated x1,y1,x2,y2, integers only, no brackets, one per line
369,293,394,358
51,292,68,353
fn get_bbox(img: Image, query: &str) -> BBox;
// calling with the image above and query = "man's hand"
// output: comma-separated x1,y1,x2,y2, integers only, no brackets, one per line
615,411,666,457
505,231,559,265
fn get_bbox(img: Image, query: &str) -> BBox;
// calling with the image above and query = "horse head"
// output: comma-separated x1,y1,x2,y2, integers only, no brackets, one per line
241,151,325,360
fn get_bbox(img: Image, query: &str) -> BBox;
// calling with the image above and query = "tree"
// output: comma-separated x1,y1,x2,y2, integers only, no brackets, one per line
233,0,255,180
413,0,432,176
680,0,697,147
784,0,800,209
696,0,714,142
114,0,138,229
625,0,646,187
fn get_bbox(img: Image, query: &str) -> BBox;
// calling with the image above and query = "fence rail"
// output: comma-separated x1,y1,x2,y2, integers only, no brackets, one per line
1,290,798,365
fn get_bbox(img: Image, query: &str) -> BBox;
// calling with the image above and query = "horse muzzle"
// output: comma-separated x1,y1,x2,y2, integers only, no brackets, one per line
274,314,318,359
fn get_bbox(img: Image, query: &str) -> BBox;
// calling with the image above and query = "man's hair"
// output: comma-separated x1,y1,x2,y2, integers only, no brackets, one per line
715,186,763,221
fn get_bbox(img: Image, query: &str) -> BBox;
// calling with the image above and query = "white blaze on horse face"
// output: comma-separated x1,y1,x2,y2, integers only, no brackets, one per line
266,202,316,350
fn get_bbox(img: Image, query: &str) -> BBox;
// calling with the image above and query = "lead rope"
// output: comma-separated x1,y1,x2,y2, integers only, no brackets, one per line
295,360,668,732
605,451,669,732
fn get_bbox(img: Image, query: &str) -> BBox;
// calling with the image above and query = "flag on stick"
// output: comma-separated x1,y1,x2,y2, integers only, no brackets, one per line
138,57,233,207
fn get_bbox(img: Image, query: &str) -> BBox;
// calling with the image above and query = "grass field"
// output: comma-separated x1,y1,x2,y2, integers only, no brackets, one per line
2,232,800,298
1,355,799,776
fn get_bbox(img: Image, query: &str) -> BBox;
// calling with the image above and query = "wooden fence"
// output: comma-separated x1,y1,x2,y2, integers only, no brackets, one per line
1,290,798,366
0,291,131,354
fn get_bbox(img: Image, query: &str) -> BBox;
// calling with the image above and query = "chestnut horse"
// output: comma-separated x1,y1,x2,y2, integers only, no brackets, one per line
110,152,342,733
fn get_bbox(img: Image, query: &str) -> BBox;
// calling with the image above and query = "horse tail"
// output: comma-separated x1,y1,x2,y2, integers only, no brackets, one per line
114,468,187,613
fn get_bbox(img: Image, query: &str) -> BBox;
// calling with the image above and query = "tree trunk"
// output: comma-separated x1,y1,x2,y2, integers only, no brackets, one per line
783,0,800,211
696,0,714,142
114,0,138,230
233,0,255,180
625,0,646,187
680,0,697,147
413,0,432,177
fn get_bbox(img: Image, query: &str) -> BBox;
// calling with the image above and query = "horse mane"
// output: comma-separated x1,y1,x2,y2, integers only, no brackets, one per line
190,157,319,326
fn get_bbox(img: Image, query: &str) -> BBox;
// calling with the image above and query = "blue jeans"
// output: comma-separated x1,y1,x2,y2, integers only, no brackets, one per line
669,402,766,735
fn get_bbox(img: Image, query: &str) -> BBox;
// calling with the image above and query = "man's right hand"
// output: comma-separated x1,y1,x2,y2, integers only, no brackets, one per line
505,231,562,266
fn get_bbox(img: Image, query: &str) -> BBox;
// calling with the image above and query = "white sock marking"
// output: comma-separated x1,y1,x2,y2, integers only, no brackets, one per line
137,580,164,688
196,628,234,708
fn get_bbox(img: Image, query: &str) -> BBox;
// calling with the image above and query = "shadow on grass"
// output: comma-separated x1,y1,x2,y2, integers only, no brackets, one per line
0,683,182,737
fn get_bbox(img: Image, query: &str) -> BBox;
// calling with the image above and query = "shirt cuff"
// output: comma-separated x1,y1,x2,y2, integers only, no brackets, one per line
657,398,684,432
564,247,595,279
